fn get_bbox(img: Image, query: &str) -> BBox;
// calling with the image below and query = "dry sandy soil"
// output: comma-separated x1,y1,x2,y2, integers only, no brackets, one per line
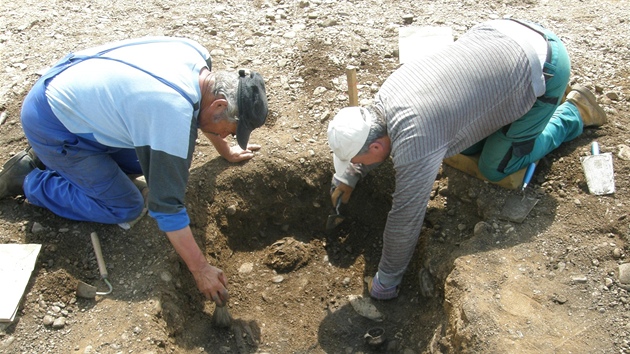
1,0,630,353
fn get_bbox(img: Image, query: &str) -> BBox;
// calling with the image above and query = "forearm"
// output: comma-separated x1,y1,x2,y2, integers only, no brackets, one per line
378,160,441,286
166,226,207,272
166,225,229,304
204,132,231,159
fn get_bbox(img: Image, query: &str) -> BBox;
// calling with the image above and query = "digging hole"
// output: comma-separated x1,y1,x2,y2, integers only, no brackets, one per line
158,154,448,352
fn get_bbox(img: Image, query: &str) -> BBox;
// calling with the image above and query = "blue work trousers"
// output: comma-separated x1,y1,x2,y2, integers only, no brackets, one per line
20,76,145,224
463,28,584,181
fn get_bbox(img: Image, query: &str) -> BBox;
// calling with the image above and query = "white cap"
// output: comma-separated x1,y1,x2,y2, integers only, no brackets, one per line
327,107,372,179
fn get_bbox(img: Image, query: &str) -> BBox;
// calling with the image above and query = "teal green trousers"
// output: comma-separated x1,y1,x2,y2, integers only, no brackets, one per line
462,28,584,182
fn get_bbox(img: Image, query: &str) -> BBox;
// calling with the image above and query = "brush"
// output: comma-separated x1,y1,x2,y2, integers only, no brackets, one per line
212,301,232,328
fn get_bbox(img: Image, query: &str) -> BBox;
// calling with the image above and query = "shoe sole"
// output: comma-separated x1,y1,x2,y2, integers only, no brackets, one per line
572,85,607,125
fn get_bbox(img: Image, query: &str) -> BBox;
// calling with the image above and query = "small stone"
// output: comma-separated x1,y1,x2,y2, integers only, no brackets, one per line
571,275,588,283
239,263,254,274
160,271,172,282
226,205,237,216
31,222,45,233
43,315,55,326
556,262,566,272
209,49,225,57
313,86,327,95
473,221,493,237
319,19,337,27
271,275,284,283
617,145,630,161
402,14,414,24
52,317,66,329
605,278,614,288
604,91,619,100
612,247,622,259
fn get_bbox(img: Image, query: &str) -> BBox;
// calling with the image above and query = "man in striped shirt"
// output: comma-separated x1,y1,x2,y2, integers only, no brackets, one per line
327,19,606,300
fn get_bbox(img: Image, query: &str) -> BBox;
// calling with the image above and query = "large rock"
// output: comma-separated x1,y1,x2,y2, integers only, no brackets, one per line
442,249,600,353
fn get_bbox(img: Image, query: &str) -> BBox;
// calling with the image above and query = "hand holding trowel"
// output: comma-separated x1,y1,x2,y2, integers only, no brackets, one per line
326,192,345,230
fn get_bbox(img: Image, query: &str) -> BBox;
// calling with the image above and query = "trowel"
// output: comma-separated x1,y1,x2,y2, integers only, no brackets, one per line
76,232,113,299
500,162,539,224
326,193,345,230
581,142,615,195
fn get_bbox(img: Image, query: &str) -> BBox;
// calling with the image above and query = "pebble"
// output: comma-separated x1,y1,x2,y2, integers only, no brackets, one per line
473,221,493,237
209,49,225,56
319,19,337,27
553,294,568,304
42,315,55,326
556,262,566,272
160,271,172,282
239,262,254,274
52,317,66,329
571,275,588,283
402,14,414,24
605,91,620,100
617,144,630,161
31,222,45,233
271,275,284,283
313,86,327,95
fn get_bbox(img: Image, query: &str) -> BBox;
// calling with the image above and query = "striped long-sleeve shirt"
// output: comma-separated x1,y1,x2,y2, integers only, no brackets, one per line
342,22,541,287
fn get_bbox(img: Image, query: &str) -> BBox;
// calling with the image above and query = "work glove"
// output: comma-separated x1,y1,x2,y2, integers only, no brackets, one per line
330,176,353,206
367,272,399,300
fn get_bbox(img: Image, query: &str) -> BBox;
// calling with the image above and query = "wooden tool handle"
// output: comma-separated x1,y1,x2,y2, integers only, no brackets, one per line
90,232,108,279
346,66,358,107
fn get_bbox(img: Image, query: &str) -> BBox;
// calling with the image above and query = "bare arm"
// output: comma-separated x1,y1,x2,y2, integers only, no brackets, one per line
166,226,229,305
203,132,261,163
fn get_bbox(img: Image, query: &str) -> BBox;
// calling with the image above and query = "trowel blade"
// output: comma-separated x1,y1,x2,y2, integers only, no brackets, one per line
581,153,615,195
499,194,539,223
326,214,345,230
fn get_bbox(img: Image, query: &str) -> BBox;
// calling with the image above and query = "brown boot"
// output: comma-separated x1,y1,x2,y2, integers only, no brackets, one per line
566,85,607,127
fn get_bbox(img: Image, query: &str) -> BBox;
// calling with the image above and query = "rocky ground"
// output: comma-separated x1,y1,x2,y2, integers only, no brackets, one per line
1,0,629,353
